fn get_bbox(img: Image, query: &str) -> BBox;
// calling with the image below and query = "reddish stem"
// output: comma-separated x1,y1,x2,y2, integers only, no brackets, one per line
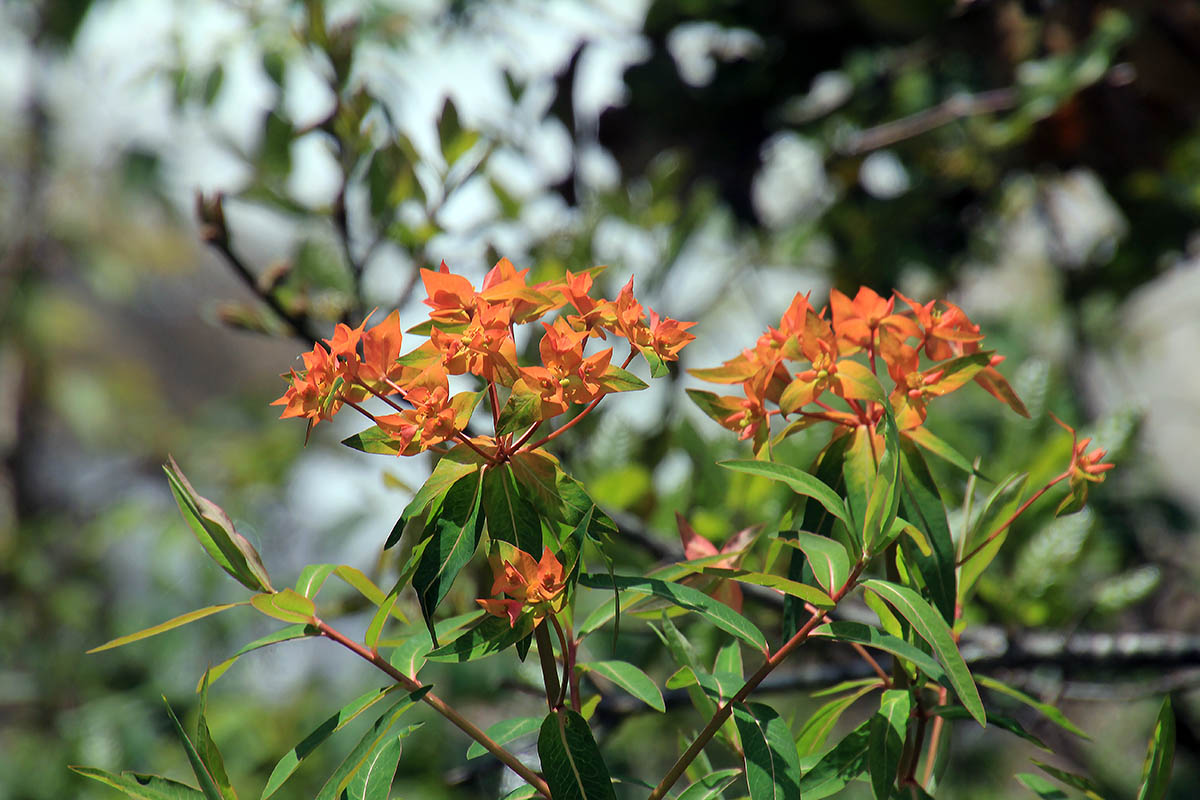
956,473,1067,566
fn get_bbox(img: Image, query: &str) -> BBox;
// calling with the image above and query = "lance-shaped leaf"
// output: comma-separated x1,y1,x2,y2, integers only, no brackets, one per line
164,457,273,593
733,701,804,800
810,621,947,686
466,716,543,759
341,426,404,456
903,426,976,474
250,590,316,625
260,687,406,799
1031,760,1106,799
860,579,985,726
1015,773,1071,800
676,768,744,800
578,573,767,652
1137,697,1175,800
482,464,542,554
796,682,879,757
537,709,617,800
69,768,206,800
675,563,834,608
835,359,886,403
976,676,1088,739
164,700,222,800
720,460,849,527
385,446,483,549
597,363,648,392
800,722,871,799
331,566,408,624
295,564,337,598
315,700,426,800
579,661,665,713
510,449,618,542
412,471,486,641
497,381,543,436
780,533,850,597
426,614,533,662
88,603,244,654
195,674,237,800
898,441,956,624
925,706,1049,749
868,689,912,800
387,610,484,678
344,733,403,800
861,407,901,554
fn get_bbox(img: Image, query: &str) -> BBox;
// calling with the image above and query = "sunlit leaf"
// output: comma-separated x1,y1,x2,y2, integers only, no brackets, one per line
69,768,205,800
88,603,244,654
580,661,665,712
1137,697,1175,800
466,717,543,759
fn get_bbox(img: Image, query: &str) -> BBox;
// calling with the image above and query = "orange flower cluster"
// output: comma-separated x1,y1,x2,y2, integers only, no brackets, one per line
273,259,695,459
477,545,567,627
691,287,1028,449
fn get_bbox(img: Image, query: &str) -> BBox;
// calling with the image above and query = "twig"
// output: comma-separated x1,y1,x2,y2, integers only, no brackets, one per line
838,88,1018,156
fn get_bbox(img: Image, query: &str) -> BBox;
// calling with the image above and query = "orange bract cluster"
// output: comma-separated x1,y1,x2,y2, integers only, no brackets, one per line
477,545,567,627
272,259,696,457
691,287,1028,449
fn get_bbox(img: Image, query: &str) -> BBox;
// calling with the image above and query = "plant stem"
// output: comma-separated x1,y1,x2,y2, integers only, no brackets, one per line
648,560,867,800
956,473,1066,566
315,618,550,798
921,686,949,786
535,620,562,710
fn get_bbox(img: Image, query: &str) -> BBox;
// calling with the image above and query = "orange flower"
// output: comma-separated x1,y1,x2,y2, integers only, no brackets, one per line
430,300,519,383
271,340,364,427
897,292,983,362
422,261,478,324
520,318,613,417
1051,414,1115,515
477,545,567,627
830,287,920,355
374,367,460,455
647,309,696,362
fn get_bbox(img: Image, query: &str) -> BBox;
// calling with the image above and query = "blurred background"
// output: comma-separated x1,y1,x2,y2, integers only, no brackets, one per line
3,0,1200,797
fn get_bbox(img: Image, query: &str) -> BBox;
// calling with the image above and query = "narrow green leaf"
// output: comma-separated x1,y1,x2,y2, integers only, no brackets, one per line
580,660,665,712
201,624,313,689
387,448,482,548
69,768,205,800
164,457,273,593
598,363,649,392
332,566,408,624
1031,760,1107,799
799,723,871,799
340,426,403,456
676,768,744,800
466,716,543,759
779,533,849,597
364,586,400,651
344,734,402,800
650,615,717,722
810,622,946,686
733,701,803,800
899,441,956,625
841,426,874,547
164,699,222,800
903,426,976,473
1016,773,1070,800
579,573,768,652
387,611,484,678
796,683,879,757
426,614,533,662
260,687,403,799
195,673,237,800
88,603,244,654
720,460,848,526
412,471,486,641
977,675,1088,738
637,343,670,377
860,579,985,726
499,786,540,800
714,640,743,678
482,464,542,554
295,564,337,599
1137,697,1175,800
868,689,912,800
537,709,617,800
250,590,316,625
677,563,834,608
925,705,1049,749
315,698,425,800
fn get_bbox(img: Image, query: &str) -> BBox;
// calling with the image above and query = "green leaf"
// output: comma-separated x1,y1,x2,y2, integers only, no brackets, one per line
868,689,912,800
796,683,879,757
260,687,404,799
343,734,402,800
598,363,649,392
250,590,316,625
835,360,886,403
164,457,273,593
733,701,803,800
578,573,768,652
720,460,848,527
1016,773,1070,800
1031,760,1106,799
202,624,313,688
861,409,901,554
580,660,665,712
810,622,946,686
315,695,426,800
425,614,533,662
482,464,542,554
387,611,484,678
676,563,835,608
779,533,849,597
340,426,403,456
387,448,483,549
650,615,717,722
332,566,408,624
497,384,543,436
976,676,1088,739
860,579,985,726
466,716,543,759
637,343,670,377
510,450,618,542
841,426,874,546
499,786,540,800
676,768,744,800
69,768,205,800
88,603,244,653
164,699,222,800
537,709,617,800
295,564,337,599
1137,697,1175,800
195,674,236,800
799,722,871,799
903,426,976,473
412,471,486,641
898,441,956,624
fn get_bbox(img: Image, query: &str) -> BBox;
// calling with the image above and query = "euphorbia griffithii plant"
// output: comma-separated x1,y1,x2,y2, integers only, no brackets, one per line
77,268,1165,800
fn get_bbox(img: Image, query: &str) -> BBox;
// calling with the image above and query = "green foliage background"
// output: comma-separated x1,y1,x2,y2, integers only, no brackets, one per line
2,0,1199,797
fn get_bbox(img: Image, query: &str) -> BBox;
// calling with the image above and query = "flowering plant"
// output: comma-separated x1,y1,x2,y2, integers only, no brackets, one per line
77,262,1170,800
